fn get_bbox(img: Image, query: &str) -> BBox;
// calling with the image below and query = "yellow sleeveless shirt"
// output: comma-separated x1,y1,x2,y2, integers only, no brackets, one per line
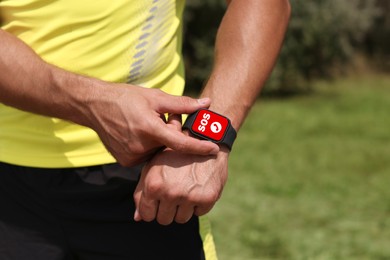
0,0,185,168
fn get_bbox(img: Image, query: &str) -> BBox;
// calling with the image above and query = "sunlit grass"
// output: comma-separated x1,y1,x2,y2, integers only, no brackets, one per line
210,75,390,260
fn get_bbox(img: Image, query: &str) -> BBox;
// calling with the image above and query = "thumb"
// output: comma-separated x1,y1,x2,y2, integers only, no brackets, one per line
133,169,146,221
154,119,220,155
157,94,212,114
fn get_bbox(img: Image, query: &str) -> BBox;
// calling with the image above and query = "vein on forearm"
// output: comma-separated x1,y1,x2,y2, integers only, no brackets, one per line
0,29,100,127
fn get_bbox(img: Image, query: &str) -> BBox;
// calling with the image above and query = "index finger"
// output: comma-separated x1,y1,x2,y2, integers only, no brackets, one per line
155,121,219,155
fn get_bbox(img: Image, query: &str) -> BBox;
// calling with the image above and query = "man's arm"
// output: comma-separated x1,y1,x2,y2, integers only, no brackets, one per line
134,0,291,225
0,29,219,166
202,0,291,130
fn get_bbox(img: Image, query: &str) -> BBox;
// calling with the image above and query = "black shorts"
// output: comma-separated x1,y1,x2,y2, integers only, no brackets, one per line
0,162,205,260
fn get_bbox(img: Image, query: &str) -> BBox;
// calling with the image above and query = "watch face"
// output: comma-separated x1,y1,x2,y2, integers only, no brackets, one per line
191,109,229,142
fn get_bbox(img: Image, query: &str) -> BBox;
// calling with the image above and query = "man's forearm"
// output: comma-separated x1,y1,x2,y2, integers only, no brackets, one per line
0,29,102,126
0,29,220,166
201,0,291,131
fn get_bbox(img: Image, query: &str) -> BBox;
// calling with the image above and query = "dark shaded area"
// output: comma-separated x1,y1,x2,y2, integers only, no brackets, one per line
183,0,389,96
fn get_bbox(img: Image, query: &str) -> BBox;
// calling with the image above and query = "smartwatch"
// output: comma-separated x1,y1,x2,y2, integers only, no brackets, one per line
183,109,237,150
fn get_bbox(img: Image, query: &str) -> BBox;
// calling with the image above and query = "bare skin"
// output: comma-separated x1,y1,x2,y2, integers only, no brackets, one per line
134,0,291,225
0,30,220,167
0,0,291,226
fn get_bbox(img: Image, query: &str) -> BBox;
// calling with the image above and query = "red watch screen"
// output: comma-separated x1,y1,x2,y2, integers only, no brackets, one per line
191,109,229,142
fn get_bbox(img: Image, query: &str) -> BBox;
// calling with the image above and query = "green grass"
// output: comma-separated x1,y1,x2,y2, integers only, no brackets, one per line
209,75,390,260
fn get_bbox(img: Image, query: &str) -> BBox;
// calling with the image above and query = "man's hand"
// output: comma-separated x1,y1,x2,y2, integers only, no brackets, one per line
133,146,229,225
85,83,220,166
0,30,219,167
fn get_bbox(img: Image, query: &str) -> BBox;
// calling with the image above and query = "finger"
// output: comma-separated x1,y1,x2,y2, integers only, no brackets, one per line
194,204,215,217
134,208,142,222
157,94,212,115
154,120,219,155
174,204,195,224
133,173,145,221
167,113,182,131
134,166,158,222
156,201,178,226
138,195,159,222
133,189,143,221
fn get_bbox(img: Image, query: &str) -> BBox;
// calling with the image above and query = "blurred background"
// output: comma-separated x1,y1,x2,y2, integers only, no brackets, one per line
183,0,390,259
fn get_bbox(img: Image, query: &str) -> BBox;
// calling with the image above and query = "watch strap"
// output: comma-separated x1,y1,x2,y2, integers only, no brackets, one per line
223,124,237,150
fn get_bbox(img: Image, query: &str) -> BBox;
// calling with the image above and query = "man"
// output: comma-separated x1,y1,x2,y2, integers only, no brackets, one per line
0,0,290,259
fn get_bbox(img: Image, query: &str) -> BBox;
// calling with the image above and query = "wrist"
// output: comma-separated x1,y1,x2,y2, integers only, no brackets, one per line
49,66,104,127
218,144,231,156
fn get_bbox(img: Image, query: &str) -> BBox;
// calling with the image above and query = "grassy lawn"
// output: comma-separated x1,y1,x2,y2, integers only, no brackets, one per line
209,75,390,260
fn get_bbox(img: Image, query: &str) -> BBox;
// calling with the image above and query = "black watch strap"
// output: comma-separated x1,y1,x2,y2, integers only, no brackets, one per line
183,109,237,150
